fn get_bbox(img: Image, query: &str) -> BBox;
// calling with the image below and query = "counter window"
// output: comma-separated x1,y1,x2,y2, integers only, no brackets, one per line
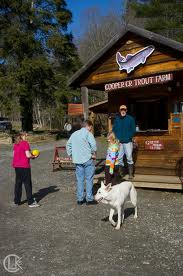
133,98,168,131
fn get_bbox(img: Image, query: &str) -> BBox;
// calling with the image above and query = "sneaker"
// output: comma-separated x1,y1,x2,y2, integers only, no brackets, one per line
77,199,85,205
86,200,98,205
29,202,40,208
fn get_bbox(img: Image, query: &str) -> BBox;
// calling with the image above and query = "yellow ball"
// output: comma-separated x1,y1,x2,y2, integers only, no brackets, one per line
31,149,40,156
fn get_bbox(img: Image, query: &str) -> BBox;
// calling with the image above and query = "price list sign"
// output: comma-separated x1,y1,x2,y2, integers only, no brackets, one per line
144,140,164,150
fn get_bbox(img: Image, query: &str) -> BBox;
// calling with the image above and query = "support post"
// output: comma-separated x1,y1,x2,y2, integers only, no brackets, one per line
108,116,112,132
180,113,183,150
81,86,89,120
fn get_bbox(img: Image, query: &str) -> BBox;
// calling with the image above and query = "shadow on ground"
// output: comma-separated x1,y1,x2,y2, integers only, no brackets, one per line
21,185,60,204
101,207,136,223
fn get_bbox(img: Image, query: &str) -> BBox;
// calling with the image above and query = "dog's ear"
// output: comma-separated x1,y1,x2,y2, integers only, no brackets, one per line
101,181,105,187
105,183,112,192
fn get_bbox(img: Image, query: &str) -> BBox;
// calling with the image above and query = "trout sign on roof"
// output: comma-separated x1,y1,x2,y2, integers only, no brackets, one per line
116,45,155,73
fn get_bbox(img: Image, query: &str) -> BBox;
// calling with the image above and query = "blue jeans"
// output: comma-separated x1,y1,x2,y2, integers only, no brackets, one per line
75,159,95,202
118,142,133,166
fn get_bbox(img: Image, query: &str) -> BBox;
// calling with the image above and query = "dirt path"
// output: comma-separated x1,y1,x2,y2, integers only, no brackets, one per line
0,139,183,276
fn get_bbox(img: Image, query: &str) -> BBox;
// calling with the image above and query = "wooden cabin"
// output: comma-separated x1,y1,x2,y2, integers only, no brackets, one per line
68,24,183,189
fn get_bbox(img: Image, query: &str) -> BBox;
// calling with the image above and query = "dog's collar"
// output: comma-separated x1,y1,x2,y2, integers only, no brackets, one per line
102,197,110,202
97,197,110,203
97,197,103,202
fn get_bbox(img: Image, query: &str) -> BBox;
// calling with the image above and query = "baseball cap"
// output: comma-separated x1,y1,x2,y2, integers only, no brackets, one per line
120,105,127,110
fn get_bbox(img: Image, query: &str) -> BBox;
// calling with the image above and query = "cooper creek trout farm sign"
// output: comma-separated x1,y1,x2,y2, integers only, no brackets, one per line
105,73,173,91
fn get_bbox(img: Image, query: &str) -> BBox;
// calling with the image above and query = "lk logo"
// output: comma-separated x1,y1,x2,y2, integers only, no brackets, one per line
3,254,23,273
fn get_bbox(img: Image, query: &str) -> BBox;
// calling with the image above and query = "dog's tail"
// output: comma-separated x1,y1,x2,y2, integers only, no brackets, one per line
130,184,137,207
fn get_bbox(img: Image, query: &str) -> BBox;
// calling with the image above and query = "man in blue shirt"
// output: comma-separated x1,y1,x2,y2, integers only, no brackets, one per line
112,105,136,180
66,120,97,205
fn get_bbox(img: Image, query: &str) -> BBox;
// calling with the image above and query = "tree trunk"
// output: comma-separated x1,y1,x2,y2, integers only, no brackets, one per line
20,96,33,131
35,98,43,127
49,111,52,131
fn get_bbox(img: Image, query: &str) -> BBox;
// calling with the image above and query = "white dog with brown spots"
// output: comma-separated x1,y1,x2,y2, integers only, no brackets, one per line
95,181,138,230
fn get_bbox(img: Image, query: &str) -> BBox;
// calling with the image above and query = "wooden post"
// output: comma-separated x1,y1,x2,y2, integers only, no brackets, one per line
108,116,112,132
81,86,89,120
180,113,183,150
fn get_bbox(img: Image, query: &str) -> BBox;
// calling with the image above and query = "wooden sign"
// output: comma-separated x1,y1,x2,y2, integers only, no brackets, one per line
144,140,164,150
68,104,83,115
105,73,173,91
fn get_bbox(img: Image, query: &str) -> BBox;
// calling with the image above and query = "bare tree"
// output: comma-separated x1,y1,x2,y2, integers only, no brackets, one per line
75,7,125,107
77,7,124,63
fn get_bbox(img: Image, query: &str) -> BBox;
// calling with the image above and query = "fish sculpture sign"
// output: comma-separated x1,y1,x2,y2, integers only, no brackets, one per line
116,45,155,73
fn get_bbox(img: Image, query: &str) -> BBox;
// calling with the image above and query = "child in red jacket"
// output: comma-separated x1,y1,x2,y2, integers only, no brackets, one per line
12,132,39,207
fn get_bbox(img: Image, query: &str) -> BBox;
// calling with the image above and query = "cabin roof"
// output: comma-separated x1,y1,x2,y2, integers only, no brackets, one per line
68,24,183,88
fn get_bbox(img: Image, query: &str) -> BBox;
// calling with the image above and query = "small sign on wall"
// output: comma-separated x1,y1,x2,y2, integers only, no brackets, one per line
68,104,83,115
144,140,164,150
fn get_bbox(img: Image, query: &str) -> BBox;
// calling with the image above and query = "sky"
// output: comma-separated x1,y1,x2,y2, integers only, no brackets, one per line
67,0,124,38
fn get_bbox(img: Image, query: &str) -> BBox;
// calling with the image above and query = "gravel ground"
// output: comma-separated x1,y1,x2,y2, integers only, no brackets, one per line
0,139,183,276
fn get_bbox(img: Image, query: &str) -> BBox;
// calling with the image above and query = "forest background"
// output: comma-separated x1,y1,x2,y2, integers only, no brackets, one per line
0,0,183,131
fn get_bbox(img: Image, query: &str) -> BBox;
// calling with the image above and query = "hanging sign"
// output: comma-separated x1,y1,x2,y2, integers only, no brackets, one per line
68,104,83,115
144,140,164,150
105,73,173,91
116,45,155,73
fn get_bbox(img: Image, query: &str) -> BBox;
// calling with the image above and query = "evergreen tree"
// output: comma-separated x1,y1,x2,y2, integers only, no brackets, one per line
128,0,183,42
0,0,80,131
